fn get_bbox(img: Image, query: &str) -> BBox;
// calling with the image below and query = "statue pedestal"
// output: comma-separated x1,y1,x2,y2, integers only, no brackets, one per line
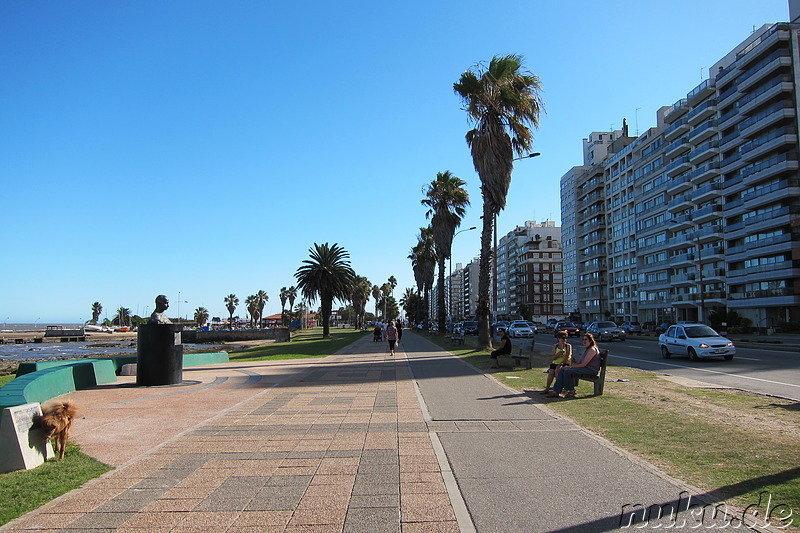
136,324,183,386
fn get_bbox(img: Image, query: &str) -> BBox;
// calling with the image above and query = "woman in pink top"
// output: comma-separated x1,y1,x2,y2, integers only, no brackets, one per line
385,320,398,356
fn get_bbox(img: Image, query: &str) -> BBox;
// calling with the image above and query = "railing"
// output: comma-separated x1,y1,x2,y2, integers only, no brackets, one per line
728,288,795,300
686,99,717,121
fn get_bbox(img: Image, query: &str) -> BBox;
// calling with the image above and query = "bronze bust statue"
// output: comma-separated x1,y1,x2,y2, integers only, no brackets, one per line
149,295,172,324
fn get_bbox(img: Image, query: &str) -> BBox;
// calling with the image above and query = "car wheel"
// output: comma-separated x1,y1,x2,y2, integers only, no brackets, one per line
724,354,734,361
661,346,671,359
688,348,699,361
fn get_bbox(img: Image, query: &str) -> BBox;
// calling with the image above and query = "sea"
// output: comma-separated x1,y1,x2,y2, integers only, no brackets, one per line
0,324,213,362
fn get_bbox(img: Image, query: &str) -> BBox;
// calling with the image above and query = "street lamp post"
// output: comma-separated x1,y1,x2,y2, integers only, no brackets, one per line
450,226,477,324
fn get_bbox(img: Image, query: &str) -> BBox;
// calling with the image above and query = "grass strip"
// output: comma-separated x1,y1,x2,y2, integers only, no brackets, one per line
425,333,800,524
0,442,113,526
0,374,14,388
229,328,368,361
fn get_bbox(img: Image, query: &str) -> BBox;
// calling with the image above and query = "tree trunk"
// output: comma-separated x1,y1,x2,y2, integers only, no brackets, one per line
437,256,446,334
322,297,332,338
477,200,494,349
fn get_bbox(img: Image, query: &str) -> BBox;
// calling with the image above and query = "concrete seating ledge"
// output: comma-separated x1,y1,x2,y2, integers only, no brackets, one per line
0,352,229,409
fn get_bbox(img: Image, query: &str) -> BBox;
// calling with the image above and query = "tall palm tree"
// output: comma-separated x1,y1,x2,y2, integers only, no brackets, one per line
388,276,397,297
194,307,209,326
115,307,131,327
351,276,371,329
287,286,297,314
224,294,239,329
380,283,392,319
295,242,356,338
256,290,269,328
399,287,419,324
90,302,103,324
245,294,258,327
372,284,382,320
409,226,436,327
454,54,543,349
422,170,470,334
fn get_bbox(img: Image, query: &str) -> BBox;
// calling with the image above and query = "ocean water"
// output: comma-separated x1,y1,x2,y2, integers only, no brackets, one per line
0,341,214,361
1,323,84,332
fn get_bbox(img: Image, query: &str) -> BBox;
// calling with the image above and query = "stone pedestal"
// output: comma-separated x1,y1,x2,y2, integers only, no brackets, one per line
0,403,54,473
136,324,183,386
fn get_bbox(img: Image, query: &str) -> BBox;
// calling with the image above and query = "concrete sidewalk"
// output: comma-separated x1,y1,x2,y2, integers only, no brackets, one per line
1,333,769,532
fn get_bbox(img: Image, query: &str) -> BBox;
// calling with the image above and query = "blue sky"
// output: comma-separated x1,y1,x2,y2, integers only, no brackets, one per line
0,1,789,323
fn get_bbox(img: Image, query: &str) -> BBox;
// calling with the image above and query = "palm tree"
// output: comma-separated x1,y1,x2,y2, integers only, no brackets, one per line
295,242,356,338
380,283,392,320
287,286,297,315
351,276,371,329
256,290,269,328
279,287,288,325
224,294,239,329
422,170,470,334
114,307,131,327
388,276,397,297
194,307,209,326
409,226,436,327
454,54,543,349
399,287,419,324
372,284,382,320
90,302,103,324
245,295,258,327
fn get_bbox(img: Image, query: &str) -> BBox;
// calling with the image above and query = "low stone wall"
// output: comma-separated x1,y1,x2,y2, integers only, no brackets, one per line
182,328,290,343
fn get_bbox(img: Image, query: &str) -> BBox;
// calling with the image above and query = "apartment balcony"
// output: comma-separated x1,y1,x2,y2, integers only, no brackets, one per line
738,80,794,116
690,291,727,305
666,172,692,195
665,136,691,159
668,213,693,230
727,261,800,285
671,292,695,307
701,246,725,261
667,233,693,250
746,233,795,254
741,159,799,189
687,78,716,104
687,120,719,144
738,54,793,92
686,98,717,126
667,193,693,212
696,224,723,243
728,288,800,309
670,272,696,286
693,182,722,203
666,155,691,176
725,207,797,240
700,268,726,282
739,105,796,139
720,153,746,175
735,25,791,69
689,161,720,183
664,118,690,141
741,132,798,164
692,203,722,225
719,107,745,131
670,252,696,267
689,140,719,165
718,83,743,107
639,297,673,309
664,98,689,124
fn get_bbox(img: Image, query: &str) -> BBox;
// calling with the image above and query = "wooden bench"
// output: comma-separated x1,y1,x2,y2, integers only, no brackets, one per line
572,348,609,396
508,339,535,369
448,334,465,345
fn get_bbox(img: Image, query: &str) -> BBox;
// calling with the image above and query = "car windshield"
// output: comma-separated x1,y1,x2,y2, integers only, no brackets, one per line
511,322,529,328
684,326,719,338
595,322,617,328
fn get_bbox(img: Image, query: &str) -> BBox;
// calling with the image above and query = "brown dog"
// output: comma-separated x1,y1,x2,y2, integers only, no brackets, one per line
40,400,79,460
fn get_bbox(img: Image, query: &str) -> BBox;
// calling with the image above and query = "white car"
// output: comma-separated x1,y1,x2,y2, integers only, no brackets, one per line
507,321,535,338
659,324,735,361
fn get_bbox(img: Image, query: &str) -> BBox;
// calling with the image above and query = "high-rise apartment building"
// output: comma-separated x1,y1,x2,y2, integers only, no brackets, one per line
560,22,800,328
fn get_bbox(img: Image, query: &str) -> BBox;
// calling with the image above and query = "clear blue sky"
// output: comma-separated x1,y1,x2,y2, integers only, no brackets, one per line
0,1,788,323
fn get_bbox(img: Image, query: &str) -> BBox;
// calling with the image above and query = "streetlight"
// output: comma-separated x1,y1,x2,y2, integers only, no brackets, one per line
493,152,541,322
450,226,477,323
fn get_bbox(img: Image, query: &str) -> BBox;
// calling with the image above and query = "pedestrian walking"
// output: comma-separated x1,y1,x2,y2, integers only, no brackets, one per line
385,320,398,356
396,321,403,345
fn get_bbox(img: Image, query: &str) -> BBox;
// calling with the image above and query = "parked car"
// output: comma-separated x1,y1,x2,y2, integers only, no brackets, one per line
545,319,559,330
553,321,580,337
587,321,627,342
491,321,510,336
659,324,735,361
461,321,479,335
620,321,642,334
524,321,539,334
507,321,535,338
656,322,671,334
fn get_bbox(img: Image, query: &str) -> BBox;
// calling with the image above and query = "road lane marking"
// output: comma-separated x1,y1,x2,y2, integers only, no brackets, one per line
611,355,800,389
732,356,761,361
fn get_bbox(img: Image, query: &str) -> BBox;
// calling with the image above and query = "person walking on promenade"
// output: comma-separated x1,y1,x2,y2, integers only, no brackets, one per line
542,332,572,394
490,327,512,369
396,321,403,345
548,333,600,398
385,320,398,356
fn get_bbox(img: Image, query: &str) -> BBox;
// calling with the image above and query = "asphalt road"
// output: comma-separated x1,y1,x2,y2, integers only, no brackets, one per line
558,336,800,401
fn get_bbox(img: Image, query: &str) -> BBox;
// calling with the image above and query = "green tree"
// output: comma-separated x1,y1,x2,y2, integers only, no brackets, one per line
454,54,543,349
256,290,269,328
377,295,399,323
245,294,258,327
351,275,371,329
287,286,297,314
422,170,470,334
409,226,436,327
194,307,209,326
372,284,382,320
279,287,288,325
224,294,239,329
114,307,131,327
90,302,103,324
399,288,420,325
295,242,356,338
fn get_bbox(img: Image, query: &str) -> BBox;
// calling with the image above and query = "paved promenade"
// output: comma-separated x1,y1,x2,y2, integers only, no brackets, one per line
1,332,757,532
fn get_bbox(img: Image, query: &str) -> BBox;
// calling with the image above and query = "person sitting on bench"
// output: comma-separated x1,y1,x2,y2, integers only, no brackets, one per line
542,332,572,394
548,333,600,398
490,327,512,369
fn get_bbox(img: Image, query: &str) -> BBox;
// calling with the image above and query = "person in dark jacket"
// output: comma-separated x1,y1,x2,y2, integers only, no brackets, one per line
490,327,512,369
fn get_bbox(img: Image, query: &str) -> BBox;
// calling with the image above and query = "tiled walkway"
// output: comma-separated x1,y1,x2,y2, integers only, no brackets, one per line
2,337,458,532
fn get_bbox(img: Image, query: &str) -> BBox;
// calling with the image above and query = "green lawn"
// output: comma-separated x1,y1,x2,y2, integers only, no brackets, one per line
0,443,113,526
0,374,14,388
229,328,368,361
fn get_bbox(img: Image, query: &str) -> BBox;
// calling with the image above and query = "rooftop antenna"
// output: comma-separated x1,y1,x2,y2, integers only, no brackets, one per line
635,107,641,136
